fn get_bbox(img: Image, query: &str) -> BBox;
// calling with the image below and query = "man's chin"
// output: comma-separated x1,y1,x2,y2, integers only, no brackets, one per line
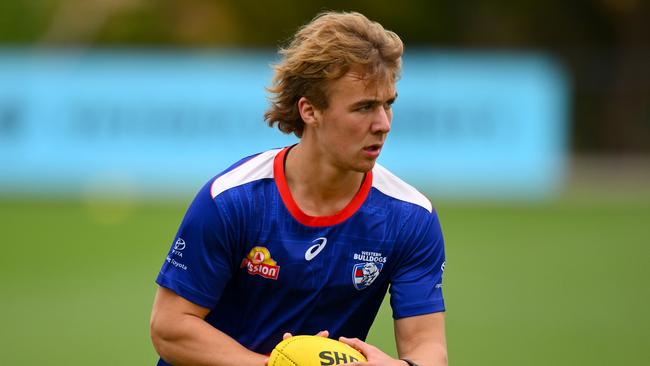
354,160,377,173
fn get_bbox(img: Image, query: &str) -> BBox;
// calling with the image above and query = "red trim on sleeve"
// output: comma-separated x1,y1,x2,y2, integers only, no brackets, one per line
273,147,372,227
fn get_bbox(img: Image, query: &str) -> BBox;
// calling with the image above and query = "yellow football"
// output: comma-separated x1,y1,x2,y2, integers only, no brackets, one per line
269,335,367,366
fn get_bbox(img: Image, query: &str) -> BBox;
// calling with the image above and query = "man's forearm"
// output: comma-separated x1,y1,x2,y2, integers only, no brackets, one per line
400,342,448,366
151,313,266,366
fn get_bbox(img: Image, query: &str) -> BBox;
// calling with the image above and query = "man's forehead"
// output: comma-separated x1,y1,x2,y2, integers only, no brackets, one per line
334,70,397,100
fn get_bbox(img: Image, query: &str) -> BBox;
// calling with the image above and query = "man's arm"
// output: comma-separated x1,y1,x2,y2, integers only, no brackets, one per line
150,286,267,366
338,312,447,366
395,312,447,366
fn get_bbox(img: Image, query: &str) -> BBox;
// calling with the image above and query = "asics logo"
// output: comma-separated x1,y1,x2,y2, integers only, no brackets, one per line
305,237,327,261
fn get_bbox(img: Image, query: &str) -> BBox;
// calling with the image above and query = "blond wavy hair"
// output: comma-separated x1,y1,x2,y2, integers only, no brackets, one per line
264,11,404,137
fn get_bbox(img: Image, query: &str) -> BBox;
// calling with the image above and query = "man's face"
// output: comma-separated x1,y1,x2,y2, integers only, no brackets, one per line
311,69,396,173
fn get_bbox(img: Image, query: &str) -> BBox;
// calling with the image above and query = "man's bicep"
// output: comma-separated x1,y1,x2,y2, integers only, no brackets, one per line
152,286,211,320
150,285,211,352
394,312,447,359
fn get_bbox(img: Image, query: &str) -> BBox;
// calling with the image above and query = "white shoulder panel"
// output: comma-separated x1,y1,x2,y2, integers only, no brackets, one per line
372,163,433,213
210,149,280,199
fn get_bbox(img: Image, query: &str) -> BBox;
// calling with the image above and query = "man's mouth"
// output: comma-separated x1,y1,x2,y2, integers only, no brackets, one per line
363,144,383,157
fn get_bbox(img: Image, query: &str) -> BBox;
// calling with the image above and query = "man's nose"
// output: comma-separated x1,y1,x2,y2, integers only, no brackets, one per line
371,107,391,133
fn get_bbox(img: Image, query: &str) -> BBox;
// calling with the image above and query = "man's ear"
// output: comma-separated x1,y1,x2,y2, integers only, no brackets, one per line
298,97,320,127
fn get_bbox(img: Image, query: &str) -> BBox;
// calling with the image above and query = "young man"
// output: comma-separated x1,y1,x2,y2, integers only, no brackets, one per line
150,11,447,366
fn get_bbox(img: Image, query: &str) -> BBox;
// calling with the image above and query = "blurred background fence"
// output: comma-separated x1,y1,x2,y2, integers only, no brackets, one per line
0,1,648,365
0,49,569,198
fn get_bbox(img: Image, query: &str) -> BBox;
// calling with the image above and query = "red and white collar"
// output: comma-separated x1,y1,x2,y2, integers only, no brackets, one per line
273,146,372,227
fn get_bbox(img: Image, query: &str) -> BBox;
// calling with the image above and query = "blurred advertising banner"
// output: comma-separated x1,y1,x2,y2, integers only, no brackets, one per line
0,49,568,199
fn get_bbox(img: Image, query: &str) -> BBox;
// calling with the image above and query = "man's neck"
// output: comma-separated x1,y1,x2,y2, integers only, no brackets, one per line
284,143,365,217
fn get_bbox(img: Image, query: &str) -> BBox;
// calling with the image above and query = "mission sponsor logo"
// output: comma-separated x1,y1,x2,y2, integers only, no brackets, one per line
240,246,280,280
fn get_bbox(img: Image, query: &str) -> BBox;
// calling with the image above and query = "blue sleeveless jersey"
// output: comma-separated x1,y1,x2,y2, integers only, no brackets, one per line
155,147,446,365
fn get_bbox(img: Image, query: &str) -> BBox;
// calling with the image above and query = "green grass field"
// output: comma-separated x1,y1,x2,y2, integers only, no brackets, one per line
1,187,649,365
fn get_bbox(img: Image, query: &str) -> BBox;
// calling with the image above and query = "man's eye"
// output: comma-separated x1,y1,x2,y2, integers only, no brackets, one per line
358,104,373,111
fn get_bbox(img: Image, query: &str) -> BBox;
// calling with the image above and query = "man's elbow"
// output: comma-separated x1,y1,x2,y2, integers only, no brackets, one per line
150,311,176,359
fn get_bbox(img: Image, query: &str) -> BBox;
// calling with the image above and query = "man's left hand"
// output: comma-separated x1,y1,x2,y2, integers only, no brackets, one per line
338,337,407,366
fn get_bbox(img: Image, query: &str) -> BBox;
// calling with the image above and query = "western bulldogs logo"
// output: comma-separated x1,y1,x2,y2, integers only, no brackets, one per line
352,262,383,290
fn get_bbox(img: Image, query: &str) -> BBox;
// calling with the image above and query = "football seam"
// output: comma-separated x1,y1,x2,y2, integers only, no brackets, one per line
275,350,298,366
274,336,306,366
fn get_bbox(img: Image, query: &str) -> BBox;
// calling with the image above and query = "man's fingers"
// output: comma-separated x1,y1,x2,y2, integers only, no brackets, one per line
339,336,361,346
316,330,330,338
283,330,328,340
338,336,367,354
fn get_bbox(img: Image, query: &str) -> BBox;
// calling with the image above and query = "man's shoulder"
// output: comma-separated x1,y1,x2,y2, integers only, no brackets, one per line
371,163,433,213
209,148,281,199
